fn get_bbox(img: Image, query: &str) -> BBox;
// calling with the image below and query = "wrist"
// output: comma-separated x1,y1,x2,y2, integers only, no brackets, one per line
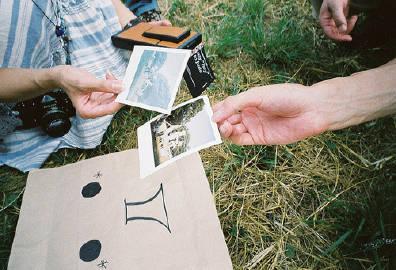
119,12,137,29
48,65,67,89
33,66,63,91
311,80,358,131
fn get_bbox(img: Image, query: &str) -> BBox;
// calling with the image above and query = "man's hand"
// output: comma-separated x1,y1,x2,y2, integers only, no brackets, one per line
319,0,358,42
212,84,328,145
55,66,124,119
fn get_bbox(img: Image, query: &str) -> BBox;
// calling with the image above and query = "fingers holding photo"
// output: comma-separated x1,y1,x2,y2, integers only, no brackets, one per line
73,91,123,119
212,89,261,123
218,114,244,136
56,66,125,119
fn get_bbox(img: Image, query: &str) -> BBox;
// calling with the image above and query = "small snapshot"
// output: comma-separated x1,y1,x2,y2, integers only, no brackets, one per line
138,96,222,178
116,46,191,114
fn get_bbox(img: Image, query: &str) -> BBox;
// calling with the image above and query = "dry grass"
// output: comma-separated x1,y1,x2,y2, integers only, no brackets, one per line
1,0,396,269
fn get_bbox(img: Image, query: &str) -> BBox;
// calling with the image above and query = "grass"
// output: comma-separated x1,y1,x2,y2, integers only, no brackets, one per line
1,0,396,269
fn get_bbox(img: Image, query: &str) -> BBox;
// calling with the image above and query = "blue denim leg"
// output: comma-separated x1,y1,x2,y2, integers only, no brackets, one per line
124,0,159,16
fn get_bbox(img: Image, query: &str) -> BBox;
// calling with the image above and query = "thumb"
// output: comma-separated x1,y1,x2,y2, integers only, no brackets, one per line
346,15,358,34
87,79,124,94
212,88,261,123
328,2,347,32
105,70,118,81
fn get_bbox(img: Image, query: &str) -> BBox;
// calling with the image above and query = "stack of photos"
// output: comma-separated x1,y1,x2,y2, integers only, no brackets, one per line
138,96,222,178
116,46,191,114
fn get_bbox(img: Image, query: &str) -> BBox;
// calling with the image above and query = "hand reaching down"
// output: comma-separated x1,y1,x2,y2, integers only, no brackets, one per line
319,0,358,42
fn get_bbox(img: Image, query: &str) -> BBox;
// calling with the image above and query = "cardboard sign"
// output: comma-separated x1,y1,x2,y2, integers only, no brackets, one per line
8,150,232,270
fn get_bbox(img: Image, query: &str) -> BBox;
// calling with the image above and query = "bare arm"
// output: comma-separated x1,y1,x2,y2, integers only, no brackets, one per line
0,66,124,118
315,59,396,130
111,0,136,28
213,59,396,145
0,67,60,102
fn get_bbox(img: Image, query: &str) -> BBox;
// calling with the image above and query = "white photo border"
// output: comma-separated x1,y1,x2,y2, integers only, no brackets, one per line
138,95,222,178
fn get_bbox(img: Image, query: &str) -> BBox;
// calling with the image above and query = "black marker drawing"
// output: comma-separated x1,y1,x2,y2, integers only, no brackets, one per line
81,182,102,198
79,239,102,262
124,183,171,233
93,171,103,179
97,259,109,269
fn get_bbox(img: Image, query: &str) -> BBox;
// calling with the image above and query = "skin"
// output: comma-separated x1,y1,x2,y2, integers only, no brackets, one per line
0,66,123,119
0,0,171,119
213,60,396,145
319,0,358,42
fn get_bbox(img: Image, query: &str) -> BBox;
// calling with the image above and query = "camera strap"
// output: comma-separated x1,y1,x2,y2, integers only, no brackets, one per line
31,0,71,64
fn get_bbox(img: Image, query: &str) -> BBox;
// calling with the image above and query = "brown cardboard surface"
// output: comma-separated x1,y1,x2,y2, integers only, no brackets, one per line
8,150,232,270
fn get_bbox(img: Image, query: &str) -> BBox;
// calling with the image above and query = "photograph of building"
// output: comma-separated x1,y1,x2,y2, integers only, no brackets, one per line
150,98,215,167
152,120,191,165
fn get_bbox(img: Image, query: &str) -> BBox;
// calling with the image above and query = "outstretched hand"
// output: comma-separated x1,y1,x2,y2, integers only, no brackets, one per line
56,66,124,119
319,0,358,42
212,84,328,145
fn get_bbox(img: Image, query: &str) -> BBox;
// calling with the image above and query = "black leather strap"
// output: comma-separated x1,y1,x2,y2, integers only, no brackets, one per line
123,17,142,31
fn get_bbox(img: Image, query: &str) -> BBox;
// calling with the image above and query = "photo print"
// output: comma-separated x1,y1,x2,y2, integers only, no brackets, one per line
116,46,191,114
138,96,222,178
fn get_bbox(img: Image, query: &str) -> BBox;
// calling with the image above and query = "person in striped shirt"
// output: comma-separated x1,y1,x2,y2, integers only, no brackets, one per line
0,0,170,171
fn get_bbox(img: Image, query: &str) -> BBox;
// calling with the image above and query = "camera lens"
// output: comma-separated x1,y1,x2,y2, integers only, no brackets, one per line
41,110,71,137
39,95,72,137
41,112,71,137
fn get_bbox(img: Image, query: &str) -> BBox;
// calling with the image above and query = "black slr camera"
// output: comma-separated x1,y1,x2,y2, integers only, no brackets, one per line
13,91,75,137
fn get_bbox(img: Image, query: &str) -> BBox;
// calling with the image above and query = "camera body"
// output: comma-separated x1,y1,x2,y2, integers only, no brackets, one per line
13,91,75,137
111,23,202,51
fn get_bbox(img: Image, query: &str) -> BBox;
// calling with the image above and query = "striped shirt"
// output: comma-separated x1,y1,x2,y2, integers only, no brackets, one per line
0,0,129,172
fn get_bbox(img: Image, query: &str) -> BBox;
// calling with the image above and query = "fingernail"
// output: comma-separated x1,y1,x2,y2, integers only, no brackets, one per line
339,24,347,32
219,124,227,135
212,110,223,122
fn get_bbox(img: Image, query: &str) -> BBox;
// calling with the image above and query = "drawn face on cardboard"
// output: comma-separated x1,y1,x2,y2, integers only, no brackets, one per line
8,150,232,270
78,178,171,265
76,166,172,268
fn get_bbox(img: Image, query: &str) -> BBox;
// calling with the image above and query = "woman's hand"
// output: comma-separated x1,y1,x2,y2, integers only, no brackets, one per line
212,84,328,145
55,66,124,118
